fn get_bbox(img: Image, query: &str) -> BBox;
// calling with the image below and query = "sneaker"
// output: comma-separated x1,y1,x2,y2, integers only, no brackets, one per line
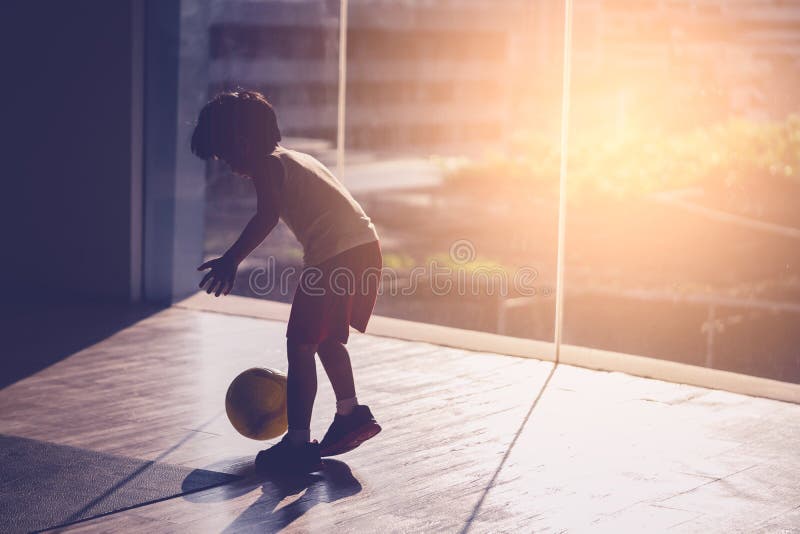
255,436,324,474
319,404,382,457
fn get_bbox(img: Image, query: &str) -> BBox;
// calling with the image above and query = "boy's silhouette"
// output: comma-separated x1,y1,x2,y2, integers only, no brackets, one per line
191,91,382,473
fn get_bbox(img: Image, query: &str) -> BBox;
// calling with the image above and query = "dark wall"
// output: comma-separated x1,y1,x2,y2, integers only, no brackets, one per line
2,2,136,301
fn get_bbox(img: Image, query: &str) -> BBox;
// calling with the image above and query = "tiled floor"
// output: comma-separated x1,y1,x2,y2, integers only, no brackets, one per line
1,306,798,532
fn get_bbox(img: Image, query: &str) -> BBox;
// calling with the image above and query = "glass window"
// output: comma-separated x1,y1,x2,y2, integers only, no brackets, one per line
563,1,800,382
188,0,799,385
343,0,561,347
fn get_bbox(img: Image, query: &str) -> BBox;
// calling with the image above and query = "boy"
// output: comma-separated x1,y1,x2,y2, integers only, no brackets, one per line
191,90,382,474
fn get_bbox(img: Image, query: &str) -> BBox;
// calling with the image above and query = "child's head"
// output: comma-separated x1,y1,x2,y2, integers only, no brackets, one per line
191,90,281,175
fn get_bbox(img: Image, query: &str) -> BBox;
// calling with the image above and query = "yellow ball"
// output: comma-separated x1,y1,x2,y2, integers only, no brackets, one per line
225,367,288,440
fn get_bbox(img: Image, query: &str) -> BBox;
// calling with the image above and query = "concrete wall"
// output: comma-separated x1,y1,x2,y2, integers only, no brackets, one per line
2,1,207,304
143,0,208,304
2,1,138,302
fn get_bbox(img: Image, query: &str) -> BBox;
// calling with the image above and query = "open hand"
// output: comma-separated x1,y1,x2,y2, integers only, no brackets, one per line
197,256,239,297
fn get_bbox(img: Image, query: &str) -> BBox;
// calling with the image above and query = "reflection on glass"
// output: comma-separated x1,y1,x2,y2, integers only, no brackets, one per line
197,0,798,383
342,1,562,342
563,1,800,382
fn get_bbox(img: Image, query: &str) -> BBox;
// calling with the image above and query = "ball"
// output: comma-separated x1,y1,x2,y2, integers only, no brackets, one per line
225,367,288,440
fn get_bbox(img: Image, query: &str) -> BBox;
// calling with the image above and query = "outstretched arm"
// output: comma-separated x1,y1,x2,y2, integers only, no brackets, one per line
221,205,279,265
198,158,283,296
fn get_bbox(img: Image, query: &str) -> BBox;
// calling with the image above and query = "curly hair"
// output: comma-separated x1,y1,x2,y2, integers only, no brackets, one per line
191,90,282,161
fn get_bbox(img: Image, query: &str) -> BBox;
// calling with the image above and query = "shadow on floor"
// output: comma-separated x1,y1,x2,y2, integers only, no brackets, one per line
182,458,361,532
0,298,164,389
460,361,558,534
0,433,237,533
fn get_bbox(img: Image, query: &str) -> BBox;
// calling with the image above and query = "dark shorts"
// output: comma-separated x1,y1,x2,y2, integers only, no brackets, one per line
286,240,382,345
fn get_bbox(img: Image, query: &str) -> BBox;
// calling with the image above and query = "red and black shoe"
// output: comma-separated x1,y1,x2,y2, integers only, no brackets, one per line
319,405,382,457
255,436,324,474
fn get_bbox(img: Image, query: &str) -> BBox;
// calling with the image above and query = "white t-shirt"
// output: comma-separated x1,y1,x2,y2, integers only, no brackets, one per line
272,146,379,266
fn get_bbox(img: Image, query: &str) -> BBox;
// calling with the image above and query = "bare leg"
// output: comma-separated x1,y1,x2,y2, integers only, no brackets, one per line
286,340,318,432
317,338,356,401
317,339,380,456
